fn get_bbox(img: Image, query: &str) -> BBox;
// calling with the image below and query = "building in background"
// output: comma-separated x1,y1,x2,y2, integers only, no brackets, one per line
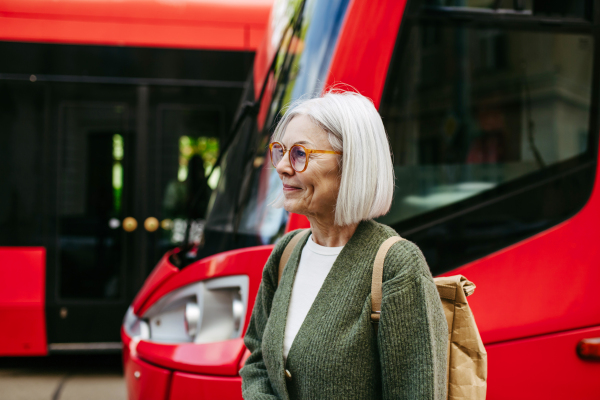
0,0,271,356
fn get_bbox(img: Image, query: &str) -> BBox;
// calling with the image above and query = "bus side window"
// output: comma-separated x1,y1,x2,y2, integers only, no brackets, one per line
379,16,596,274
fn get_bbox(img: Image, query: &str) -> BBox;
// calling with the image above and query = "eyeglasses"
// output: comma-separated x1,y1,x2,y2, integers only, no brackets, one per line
268,141,342,173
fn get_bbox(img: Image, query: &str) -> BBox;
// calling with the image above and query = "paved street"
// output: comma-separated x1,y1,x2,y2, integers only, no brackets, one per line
0,355,126,400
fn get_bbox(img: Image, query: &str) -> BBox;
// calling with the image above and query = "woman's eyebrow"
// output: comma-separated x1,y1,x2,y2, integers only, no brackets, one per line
294,140,313,146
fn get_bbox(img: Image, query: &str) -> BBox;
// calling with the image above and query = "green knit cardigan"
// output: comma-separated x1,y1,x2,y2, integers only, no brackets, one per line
240,220,448,400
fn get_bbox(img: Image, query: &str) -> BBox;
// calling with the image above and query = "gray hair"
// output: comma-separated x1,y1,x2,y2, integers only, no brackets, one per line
271,90,394,226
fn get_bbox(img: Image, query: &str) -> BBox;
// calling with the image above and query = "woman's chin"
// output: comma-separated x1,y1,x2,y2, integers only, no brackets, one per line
283,199,306,216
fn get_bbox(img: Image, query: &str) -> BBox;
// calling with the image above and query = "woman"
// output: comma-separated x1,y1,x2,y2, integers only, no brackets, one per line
240,91,448,400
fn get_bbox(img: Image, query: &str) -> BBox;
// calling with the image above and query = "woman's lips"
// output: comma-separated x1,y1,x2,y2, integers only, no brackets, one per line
283,184,301,191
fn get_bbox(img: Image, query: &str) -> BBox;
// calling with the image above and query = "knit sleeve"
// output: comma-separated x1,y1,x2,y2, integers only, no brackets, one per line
240,231,301,400
378,242,448,400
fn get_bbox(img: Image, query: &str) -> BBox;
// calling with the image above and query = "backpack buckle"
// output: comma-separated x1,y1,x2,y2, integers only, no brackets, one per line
370,311,380,324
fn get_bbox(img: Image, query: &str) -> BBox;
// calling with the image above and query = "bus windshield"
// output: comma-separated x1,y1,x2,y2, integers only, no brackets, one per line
190,0,598,277
192,0,351,261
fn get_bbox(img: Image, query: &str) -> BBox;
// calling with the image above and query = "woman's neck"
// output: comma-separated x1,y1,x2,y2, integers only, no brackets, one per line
307,216,358,247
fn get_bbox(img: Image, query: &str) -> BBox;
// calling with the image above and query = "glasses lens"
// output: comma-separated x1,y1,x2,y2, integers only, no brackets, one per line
290,145,307,171
271,143,284,167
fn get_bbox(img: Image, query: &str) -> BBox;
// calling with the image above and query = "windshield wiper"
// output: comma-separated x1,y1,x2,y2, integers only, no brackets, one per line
231,0,308,236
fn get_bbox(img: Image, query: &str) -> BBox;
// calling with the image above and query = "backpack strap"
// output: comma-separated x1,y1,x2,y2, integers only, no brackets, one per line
277,229,311,285
371,236,405,332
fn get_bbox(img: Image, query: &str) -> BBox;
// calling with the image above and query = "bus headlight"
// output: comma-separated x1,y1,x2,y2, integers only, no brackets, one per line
140,275,249,344
123,306,150,340
184,302,202,337
232,291,243,331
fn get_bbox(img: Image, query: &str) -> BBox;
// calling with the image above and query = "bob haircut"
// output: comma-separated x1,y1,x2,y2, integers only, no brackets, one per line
271,90,394,226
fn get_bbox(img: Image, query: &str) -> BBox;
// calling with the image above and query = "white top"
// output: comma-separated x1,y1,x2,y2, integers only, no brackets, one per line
283,234,344,360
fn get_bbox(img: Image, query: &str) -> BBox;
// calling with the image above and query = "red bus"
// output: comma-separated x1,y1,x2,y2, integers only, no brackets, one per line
0,0,271,356
122,0,600,399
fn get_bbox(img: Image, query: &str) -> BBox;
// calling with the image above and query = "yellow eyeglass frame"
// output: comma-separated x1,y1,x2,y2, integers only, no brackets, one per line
268,141,342,173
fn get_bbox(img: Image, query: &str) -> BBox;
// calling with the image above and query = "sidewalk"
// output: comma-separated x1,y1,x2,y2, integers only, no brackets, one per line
0,355,126,400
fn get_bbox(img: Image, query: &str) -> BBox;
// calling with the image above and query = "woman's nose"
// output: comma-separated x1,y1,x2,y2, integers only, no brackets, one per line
275,151,295,176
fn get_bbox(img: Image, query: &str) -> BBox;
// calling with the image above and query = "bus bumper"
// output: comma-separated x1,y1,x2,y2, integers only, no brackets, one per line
122,326,244,400
122,245,273,399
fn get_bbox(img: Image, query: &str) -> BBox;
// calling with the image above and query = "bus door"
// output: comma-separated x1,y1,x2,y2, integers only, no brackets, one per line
0,41,251,350
51,88,139,348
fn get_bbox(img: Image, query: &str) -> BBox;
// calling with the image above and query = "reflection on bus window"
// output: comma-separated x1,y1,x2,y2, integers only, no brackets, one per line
112,134,124,213
159,107,220,248
379,25,593,226
58,104,128,299
268,0,350,126
176,136,219,185
203,0,350,252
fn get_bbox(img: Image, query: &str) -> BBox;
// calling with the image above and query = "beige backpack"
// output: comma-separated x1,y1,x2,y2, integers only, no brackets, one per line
278,231,488,400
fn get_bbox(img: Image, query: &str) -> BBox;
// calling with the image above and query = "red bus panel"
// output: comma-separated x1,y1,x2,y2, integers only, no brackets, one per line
169,372,242,400
135,338,246,376
446,181,600,344
0,0,271,50
0,247,47,356
125,353,172,400
486,325,600,400
325,0,407,107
